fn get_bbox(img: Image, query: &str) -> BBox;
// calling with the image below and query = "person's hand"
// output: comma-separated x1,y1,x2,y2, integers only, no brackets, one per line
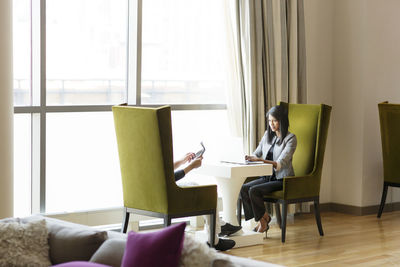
189,156,203,169
174,152,195,170
245,155,261,162
184,156,203,175
181,152,195,164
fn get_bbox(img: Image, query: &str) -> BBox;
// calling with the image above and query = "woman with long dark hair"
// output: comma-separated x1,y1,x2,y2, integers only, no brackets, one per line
240,104,297,234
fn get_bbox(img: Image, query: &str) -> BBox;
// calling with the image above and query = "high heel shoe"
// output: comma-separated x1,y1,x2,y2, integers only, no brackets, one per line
257,214,271,233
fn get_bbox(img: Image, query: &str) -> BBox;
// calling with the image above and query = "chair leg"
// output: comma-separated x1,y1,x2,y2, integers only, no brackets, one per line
266,203,272,215
378,183,389,218
210,210,216,247
121,207,130,233
237,198,242,226
275,203,282,229
281,201,287,243
164,215,171,227
314,199,324,236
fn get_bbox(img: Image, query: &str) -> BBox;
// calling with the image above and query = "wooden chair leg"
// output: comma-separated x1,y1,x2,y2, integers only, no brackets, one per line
237,198,242,226
314,199,324,236
281,202,287,243
275,203,282,229
121,207,130,233
164,215,171,227
378,183,389,218
210,211,216,247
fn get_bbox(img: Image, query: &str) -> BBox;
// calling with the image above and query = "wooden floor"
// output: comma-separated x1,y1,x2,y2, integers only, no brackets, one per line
223,211,400,266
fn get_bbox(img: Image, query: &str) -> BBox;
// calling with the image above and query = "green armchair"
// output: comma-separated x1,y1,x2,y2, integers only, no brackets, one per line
112,105,217,245
236,103,331,242
263,102,331,242
377,102,400,218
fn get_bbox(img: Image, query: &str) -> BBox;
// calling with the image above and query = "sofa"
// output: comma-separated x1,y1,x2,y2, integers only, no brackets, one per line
0,215,278,267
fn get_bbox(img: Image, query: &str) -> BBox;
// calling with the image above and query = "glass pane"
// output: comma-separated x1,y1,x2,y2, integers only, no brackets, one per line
13,0,31,106
141,0,227,104
172,110,229,160
171,110,230,185
46,0,127,105
14,114,32,217
46,112,122,213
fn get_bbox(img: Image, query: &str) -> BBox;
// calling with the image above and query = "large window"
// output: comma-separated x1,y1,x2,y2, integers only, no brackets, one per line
13,0,229,215
46,0,127,105
141,0,227,104
13,115,31,217
13,0,31,106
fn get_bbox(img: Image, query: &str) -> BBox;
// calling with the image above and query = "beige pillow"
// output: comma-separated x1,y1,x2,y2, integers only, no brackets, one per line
90,238,126,267
0,219,51,267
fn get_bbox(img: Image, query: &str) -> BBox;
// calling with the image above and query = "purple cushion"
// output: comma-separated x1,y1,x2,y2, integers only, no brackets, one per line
121,222,186,267
52,261,111,267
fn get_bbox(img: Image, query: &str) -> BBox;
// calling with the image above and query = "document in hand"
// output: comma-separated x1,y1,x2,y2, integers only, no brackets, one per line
195,141,205,158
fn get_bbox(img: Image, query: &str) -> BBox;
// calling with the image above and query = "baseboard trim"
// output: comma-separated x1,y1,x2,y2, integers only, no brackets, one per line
313,202,400,216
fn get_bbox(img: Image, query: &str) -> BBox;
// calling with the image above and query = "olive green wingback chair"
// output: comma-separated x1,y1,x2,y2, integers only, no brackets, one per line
377,102,400,218
263,102,331,242
112,105,217,245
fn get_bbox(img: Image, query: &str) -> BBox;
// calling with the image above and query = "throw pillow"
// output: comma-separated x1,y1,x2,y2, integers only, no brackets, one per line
179,234,227,267
121,222,186,267
89,238,126,267
48,225,108,264
0,219,51,267
53,261,111,267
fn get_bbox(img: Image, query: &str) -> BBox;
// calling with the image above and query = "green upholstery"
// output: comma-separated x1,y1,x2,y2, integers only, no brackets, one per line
112,105,217,244
377,102,400,217
263,102,332,242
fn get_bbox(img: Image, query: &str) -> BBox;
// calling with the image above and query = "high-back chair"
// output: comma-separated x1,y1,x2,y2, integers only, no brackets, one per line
263,102,331,242
112,105,217,245
377,102,400,218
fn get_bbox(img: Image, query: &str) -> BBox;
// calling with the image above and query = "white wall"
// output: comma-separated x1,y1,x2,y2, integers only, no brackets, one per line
0,0,14,218
333,0,400,207
359,0,400,206
306,0,400,207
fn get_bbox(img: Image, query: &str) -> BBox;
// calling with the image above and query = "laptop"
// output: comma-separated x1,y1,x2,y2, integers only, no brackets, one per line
218,137,264,165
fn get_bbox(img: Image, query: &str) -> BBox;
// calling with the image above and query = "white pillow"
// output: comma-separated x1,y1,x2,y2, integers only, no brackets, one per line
0,219,51,267
179,234,230,267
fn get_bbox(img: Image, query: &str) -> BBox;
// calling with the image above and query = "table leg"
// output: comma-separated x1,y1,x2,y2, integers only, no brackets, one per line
215,176,247,225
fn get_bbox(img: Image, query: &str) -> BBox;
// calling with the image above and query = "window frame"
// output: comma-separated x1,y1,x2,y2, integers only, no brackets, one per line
14,0,226,214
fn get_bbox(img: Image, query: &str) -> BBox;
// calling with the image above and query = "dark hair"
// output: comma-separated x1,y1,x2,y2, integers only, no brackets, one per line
266,105,289,144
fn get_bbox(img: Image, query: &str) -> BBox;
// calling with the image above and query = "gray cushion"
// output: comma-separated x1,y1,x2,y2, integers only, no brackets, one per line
48,225,108,264
90,238,126,267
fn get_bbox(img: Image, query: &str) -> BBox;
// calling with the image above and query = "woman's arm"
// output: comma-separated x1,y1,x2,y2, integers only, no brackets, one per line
275,134,297,171
174,154,202,182
174,152,195,170
253,134,267,158
245,155,278,168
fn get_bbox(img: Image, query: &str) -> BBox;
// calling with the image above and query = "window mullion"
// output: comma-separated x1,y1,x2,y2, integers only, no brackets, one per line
127,0,142,105
31,0,46,214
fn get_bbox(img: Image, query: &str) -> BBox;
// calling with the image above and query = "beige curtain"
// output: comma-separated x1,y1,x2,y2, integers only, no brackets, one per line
225,0,307,154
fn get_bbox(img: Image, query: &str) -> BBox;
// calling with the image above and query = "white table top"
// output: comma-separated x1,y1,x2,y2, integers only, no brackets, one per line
195,161,273,179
